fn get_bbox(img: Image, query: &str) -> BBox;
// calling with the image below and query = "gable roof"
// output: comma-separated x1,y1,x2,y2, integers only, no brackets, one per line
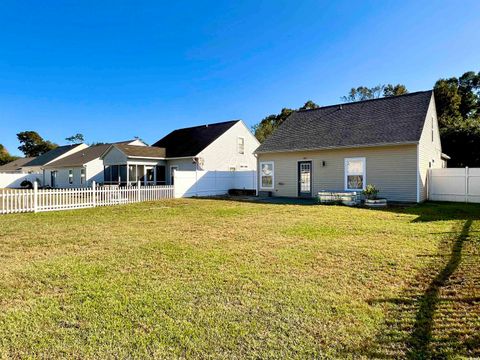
23,144,85,167
152,120,239,157
256,91,433,153
114,144,166,158
44,144,111,168
0,157,36,171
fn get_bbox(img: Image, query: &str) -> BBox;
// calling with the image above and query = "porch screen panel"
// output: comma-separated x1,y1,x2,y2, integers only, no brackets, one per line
111,165,119,184
156,166,166,185
128,165,137,182
137,165,145,182
119,165,127,185
104,166,112,183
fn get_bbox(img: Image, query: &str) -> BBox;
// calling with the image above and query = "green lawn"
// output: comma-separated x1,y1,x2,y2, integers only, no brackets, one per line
0,199,479,359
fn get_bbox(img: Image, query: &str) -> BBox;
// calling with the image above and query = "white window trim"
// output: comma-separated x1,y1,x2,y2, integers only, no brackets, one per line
237,136,245,155
259,161,274,190
80,168,86,184
344,157,366,191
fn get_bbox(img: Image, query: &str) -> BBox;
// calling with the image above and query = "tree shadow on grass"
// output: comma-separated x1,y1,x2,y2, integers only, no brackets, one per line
365,217,480,359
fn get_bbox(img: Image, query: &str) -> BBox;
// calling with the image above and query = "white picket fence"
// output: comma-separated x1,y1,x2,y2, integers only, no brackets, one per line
0,182,175,214
428,167,480,203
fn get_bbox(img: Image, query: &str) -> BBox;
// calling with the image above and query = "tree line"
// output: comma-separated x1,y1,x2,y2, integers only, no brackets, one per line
252,71,480,167
0,132,85,165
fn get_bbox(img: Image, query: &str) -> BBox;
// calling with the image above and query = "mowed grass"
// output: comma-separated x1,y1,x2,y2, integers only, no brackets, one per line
0,199,479,359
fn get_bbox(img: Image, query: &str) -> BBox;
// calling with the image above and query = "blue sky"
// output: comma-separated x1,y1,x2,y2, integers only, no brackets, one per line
1,1,479,156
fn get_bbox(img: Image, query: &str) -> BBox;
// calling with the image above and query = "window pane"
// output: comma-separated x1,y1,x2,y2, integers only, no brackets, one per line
261,163,272,176
262,176,273,188
347,175,363,190
347,159,363,174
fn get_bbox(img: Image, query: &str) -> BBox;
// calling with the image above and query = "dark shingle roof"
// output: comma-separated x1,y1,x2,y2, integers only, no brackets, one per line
45,144,111,168
0,157,36,171
115,144,166,158
152,120,239,157
23,144,85,167
256,91,433,153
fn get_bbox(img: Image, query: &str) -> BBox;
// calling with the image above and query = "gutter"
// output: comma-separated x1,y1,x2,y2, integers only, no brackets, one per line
255,141,419,155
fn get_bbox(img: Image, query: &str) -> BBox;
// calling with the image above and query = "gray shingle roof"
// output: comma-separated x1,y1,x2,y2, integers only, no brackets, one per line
115,144,166,158
23,144,85,167
0,157,36,171
256,91,433,153
153,120,239,157
44,144,111,168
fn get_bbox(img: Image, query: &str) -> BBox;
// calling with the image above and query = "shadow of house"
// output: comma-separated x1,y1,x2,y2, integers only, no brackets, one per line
364,208,480,359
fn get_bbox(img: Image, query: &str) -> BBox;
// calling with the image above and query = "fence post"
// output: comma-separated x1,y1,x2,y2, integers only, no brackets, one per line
92,181,96,207
137,180,141,202
465,167,469,203
33,181,38,213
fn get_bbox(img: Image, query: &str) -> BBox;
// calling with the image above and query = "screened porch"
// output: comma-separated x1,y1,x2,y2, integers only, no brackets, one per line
103,163,167,186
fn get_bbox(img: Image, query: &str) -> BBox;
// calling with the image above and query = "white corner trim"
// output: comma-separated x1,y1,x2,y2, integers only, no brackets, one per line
416,145,420,203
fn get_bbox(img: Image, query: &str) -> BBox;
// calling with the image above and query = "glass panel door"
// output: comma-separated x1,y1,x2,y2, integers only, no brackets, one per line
298,161,312,197
145,166,155,186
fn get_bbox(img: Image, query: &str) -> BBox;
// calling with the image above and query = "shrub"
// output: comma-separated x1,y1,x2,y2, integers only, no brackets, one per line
362,184,379,200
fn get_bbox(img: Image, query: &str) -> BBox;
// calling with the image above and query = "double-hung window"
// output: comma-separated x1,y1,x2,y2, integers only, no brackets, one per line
237,137,245,154
344,157,366,191
68,169,74,184
80,168,86,184
260,161,274,189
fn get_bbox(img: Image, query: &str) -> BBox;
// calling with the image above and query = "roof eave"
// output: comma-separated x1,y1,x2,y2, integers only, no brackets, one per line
255,141,419,154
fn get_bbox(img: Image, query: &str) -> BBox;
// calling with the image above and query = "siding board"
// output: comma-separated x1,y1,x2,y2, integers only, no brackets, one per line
258,144,418,202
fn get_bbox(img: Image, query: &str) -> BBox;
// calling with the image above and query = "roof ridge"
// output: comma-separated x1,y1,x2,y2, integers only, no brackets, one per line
296,90,433,113
170,120,240,132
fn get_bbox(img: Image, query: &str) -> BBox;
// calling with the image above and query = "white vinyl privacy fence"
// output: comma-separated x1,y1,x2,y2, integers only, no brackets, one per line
174,170,257,198
0,182,174,214
428,167,480,203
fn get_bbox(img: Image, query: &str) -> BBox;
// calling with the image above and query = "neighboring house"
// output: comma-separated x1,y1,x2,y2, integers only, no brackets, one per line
101,120,259,186
255,90,448,203
43,140,148,188
22,143,89,183
0,157,37,173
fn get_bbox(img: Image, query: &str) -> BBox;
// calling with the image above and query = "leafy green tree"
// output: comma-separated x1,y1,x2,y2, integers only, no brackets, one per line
0,144,19,165
65,133,85,144
299,100,320,110
341,85,385,102
434,71,480,167
253,100,319,142
383,84,408,97
17,131,58,157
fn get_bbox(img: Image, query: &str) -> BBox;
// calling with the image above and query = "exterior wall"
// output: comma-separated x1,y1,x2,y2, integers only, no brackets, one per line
44,167,85,188
197,121,260,172
257,144,418,202
166,158,196,185
102,146,128,165
418,94,443,201
85,158,105,185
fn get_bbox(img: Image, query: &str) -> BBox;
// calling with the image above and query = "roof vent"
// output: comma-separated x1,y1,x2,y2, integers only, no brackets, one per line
339,105,343,110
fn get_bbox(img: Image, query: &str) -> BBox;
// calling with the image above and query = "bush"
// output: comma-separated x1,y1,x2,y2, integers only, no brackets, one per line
362,184,379,200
